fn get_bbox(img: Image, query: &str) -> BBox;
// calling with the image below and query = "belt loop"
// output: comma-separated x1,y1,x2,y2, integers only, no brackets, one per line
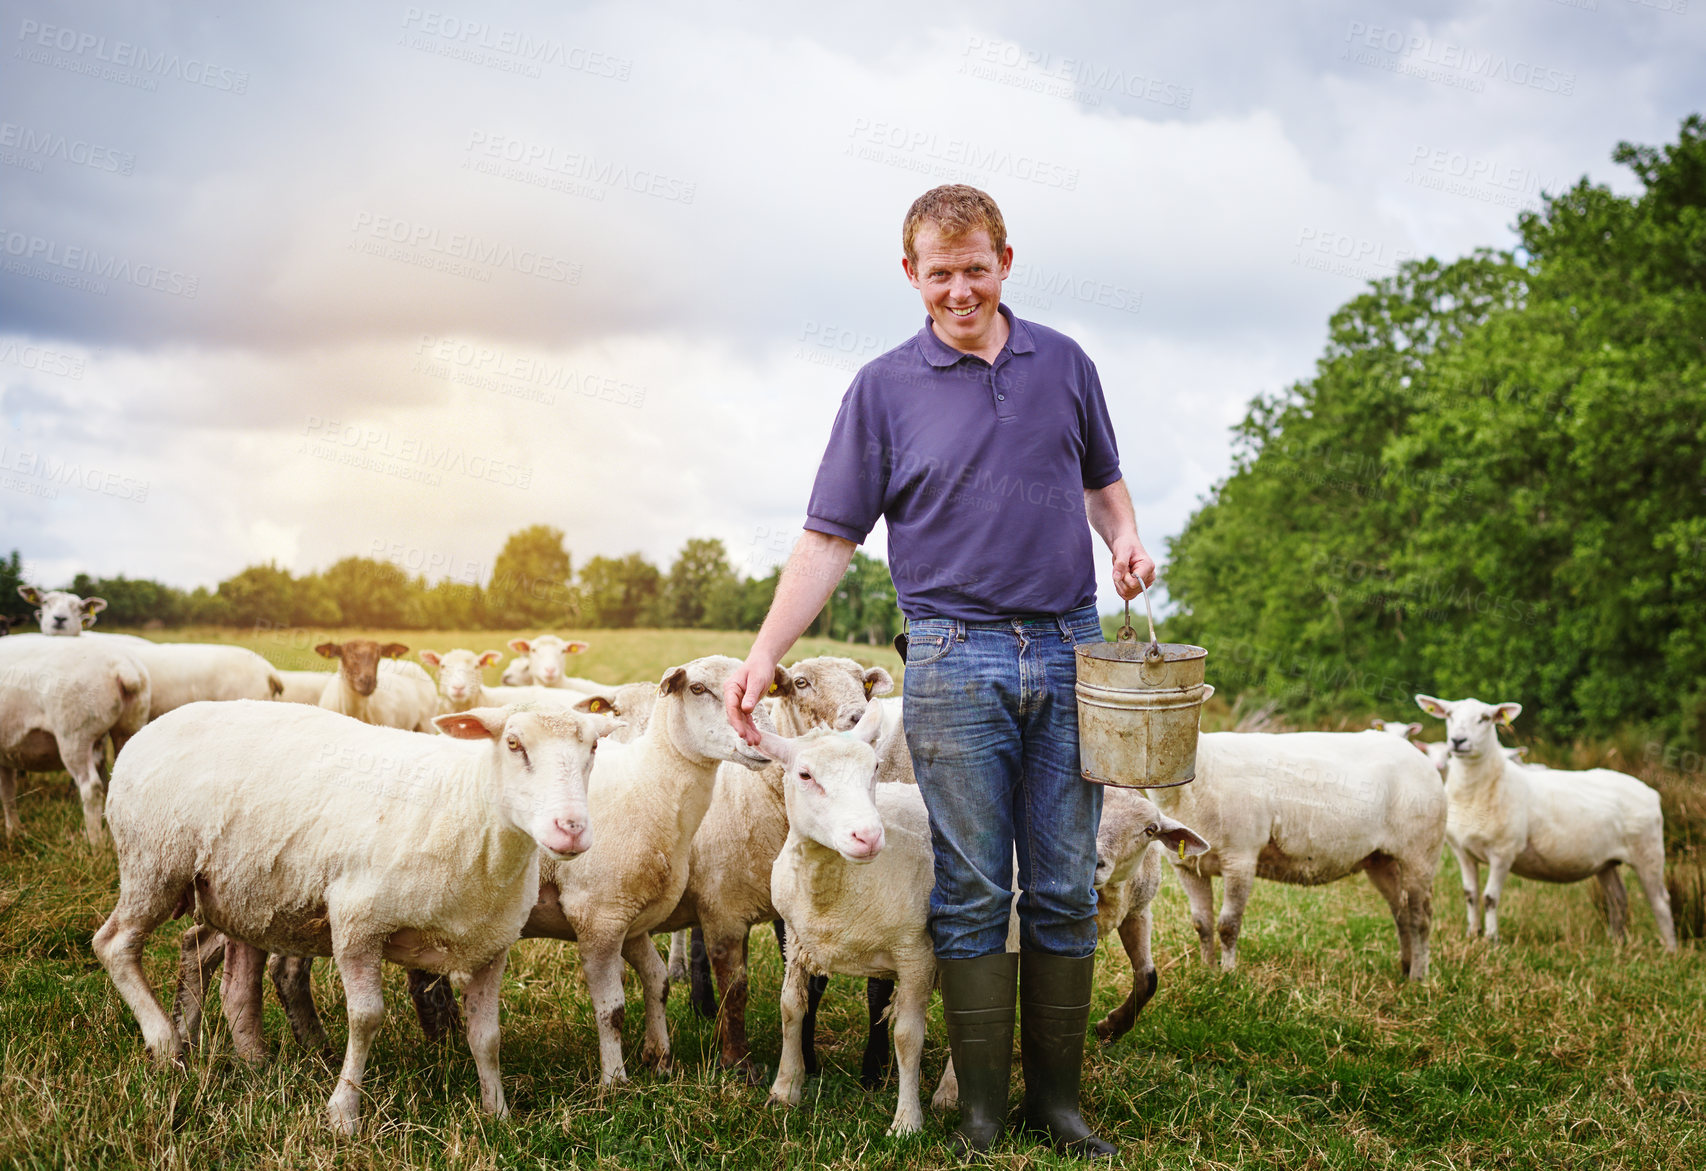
954,619,966,642
1057,613,1072,642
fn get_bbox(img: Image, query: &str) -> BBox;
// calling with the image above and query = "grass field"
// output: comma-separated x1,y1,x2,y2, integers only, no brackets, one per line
2,628,1702,1168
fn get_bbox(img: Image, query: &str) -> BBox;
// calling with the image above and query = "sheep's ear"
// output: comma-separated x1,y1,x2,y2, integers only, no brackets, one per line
1157,816,1210,858
755,730,798,767
380,642,409,659
1406,722,1423,739
315,642,342,660
658,667,687,697
434,708,508,740
507,638,531,654
419,650,443,668
574,694,614,715
1493,702,1521,728
863,666,894,698
82,597,108,615
852,699,884,744
584,713,623,741
567,640,590,654
478,650,503,668
1415,694,1451,718
768,665,793,698
1509,745,1530,760
1370,718,1387,730
17,585,41,604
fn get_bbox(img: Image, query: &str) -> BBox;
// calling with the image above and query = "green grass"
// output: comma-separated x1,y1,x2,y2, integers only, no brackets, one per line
3,631,1703,1168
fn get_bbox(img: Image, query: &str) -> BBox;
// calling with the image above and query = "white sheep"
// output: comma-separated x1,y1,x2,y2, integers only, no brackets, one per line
0,635,150,843
92,698,614,1133
1151,729,1447,979
420,648,505,712
519,655,778,1084
83,634,283,716
17,585,106,635
420,647,648,728
1414,694,1676,950
316,640,439,732
505,634,595,689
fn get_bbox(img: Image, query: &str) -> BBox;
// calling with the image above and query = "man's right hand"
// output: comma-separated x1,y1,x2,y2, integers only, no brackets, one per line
724,654,779,745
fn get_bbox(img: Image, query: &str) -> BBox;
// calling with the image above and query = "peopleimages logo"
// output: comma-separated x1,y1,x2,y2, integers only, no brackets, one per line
350,212,581,285
15,18,251,94
0,228,199,297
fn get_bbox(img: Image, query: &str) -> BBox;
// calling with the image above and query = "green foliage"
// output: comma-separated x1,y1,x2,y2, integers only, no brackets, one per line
321,557,422,628
579,552,662,628
1,549,29,624
487,524,576,628
660,537,740,628
1167,115,1706,746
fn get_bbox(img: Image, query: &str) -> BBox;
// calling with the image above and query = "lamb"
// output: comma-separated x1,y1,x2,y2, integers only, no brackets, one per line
276,669,336,705
0,635,150,843
92,698,613,1133
1151,729,1447,980
759,707,928,1133
660,657,893,1080
420,648,649,728
506,634,597,689
17,585,106,635
519,655,780,1084
420,648,505,712
1414,694,1676,950
316,640,438,732
83,634,283,717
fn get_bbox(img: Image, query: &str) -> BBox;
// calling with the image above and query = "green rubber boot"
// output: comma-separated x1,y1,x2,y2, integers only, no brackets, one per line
938,952,1017,1154
1019,950,1117,1160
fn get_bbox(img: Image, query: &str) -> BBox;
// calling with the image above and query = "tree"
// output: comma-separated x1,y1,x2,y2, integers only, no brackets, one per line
217,564,304,627
488,525,576,628
322,557,422,628
660,538,739,628
578,553,662,628
0,550,27,625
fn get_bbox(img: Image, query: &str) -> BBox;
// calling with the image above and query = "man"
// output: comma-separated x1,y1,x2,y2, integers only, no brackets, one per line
724,185,1152,1158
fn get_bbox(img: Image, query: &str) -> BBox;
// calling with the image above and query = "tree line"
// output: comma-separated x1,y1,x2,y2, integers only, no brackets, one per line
0,528,904,645
1163,115,1706,749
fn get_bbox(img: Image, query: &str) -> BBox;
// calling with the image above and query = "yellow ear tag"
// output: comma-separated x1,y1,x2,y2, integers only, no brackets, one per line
590,697,608,713
767,683,778,696
1178,840,1186,862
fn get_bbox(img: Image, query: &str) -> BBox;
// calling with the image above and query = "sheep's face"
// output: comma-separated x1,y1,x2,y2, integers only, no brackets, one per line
19,586,105,636
434,703,617,858
1414,694,1521,760
1371,718,1423,741
507,634,589,687
598,682,656,743
760,710,885,862
658,655,776,769
500,659,531,685
1093,790,1210,889
776,657,893,734
422,648,500,710
318,639,409,696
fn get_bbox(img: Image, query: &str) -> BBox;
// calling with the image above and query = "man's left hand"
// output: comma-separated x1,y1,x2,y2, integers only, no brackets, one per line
1110,538,1155,600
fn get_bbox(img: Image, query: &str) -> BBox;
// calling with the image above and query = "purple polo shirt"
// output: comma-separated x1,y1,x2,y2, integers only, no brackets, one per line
805,303,1122,622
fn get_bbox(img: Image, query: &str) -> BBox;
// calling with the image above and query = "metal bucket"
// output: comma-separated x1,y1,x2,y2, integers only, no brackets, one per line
1075,581,1212,789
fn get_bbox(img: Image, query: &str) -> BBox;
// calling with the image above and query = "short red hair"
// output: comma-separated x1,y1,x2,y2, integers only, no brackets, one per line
902,185,1007,266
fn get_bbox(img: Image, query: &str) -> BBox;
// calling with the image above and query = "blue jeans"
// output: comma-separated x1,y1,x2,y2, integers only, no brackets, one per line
901,603,1105,960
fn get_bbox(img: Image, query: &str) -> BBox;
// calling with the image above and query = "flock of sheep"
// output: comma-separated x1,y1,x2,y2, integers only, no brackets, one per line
0,583,1680,1139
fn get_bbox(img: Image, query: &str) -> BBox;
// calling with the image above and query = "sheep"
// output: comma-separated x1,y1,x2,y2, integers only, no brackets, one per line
1414,694,1676,950
420,648,651,730
316,640,438,732
506,634,594,689
0,635,150,843
1150,729,1447,980
17,585,106,635
92,698,614,1133
519,654,780,1084
1371,717,1423,742
500,658,532,686
759,707,928,1133
276,669,336,705
420,648,505,712
82,634,283,717
660,657,893,1081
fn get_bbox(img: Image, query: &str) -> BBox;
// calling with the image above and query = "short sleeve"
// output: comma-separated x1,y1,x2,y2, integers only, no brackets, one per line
1079,356,1122,490
804,375,887,544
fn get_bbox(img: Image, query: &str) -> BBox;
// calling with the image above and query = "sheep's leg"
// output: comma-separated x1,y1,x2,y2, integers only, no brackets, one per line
1363,855,1414,979
406,969,462,1041
1595,863,1629,942
1096,908,1157,1044
667,928,690,984
766,945,809,1110
1406,868,1434,981
1450,841,1483,936
579,929,633,1084
462,951,509,1116
860,977,895,1088
1217,863,1255,971
930,1053,959,1111
0,764,18,838
327,947,384,1134
707,923,759,1081
219,938,269,1066
688,925,716,1019
1627,843,1678,953
172,923,224,1044
1174,865,1217,966
1480,855,1514,945
67,738,107,846
269,955,332,1055
621,933,672,1072
886,971,929,1135
93,887,185,1065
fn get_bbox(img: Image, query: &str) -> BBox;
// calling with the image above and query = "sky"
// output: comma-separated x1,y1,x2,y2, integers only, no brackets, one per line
2,0,1701,613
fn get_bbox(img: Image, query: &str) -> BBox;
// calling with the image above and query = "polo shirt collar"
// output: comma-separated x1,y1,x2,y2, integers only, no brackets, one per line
916,302,1035,367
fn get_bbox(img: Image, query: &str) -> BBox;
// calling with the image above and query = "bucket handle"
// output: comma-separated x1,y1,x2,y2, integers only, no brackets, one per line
1117,576,1165,669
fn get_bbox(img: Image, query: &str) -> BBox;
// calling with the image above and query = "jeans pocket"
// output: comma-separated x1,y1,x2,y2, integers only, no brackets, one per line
905,632,954,667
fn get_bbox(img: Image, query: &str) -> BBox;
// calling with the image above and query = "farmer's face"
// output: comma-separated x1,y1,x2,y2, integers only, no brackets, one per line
903,224,1012,355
